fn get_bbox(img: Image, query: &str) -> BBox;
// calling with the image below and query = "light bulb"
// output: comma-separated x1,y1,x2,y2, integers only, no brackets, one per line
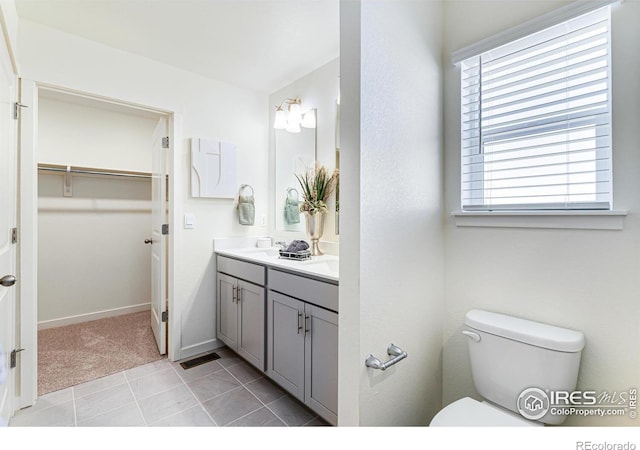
288,102,302,126
301,109,316,128
286,120,301,133
274,107,287,129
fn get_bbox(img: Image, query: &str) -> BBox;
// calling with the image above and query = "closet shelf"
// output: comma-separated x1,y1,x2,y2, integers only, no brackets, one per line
37,163,152,179
38,163,153,197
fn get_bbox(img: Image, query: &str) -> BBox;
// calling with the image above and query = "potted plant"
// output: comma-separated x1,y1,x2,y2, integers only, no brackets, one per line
295,164,338,255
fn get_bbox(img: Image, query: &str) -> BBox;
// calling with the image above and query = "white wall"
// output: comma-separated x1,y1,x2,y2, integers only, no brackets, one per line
38,175,152,326
18,20,269,359
338,0,361,425
38,95,157,172
37,95,157,326
0,0,18,70
443,0,640,426
340,0,444,426
268,58,340,245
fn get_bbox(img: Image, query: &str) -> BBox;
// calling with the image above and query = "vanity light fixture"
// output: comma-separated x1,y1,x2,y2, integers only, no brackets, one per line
274,97,315,133
274,106,288,129
301,108,316,129
288,100,302,125
286,119,301,134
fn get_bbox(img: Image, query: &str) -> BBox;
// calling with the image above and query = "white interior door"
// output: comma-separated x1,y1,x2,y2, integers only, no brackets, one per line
150,117,168,355
0,25,17,425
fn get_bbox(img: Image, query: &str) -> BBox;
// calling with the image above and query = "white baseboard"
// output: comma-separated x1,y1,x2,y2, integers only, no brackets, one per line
37,303,151,330
177,338,225,362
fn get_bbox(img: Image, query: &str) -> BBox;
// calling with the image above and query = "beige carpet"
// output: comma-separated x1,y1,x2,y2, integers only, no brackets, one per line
38,310,164,395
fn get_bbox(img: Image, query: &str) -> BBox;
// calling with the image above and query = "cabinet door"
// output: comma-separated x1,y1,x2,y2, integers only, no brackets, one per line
237,280,265,371
305,304,338,426
267,291,305,401
217,273,238,350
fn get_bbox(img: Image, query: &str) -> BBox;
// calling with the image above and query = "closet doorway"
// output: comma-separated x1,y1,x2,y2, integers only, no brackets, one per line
34,87,170,396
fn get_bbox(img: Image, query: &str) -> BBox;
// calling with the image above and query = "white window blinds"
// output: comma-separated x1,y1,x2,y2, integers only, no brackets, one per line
461,6,612,211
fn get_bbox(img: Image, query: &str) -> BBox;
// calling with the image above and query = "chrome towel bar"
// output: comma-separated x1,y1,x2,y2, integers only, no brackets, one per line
365,344,407,371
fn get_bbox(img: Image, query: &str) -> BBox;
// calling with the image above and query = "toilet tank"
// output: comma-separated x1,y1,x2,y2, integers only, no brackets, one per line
464,309,585,425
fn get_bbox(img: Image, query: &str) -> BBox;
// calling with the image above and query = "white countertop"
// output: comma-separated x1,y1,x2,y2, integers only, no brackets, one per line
215,247,339,283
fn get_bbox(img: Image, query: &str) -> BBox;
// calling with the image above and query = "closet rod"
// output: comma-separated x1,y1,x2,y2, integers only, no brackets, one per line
37,164,152,179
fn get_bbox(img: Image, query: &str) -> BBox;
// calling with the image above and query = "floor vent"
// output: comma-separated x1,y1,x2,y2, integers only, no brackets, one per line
179,352,221,370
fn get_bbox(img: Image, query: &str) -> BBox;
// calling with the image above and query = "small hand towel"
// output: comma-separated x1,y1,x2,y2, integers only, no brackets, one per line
284,188,301,224
237,184,255,226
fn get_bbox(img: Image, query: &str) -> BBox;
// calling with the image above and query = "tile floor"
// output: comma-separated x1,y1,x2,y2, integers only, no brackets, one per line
9,347,328,427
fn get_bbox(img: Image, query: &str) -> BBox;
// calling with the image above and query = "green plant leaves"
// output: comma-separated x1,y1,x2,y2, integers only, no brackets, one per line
295,164,338,215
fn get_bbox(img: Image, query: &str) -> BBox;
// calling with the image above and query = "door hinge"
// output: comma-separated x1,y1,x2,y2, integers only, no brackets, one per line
10,348,25,369
162,224,169,235
13,102,28,120
161,311,168,322
11,227,17,244
162,137,170,149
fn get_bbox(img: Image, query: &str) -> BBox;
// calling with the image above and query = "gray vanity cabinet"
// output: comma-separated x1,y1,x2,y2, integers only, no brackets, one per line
267,268,338,426
268,291,306,398
304,303,338,423
217,272,239,349
216,256,266,371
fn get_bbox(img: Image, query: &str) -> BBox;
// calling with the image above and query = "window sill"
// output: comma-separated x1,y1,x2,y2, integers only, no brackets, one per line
452,210,628,230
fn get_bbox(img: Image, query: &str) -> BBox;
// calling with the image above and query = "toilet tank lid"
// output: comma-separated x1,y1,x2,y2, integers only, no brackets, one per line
465,310,585,352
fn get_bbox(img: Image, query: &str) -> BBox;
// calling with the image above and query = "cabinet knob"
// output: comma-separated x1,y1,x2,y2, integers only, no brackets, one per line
1,275,16,287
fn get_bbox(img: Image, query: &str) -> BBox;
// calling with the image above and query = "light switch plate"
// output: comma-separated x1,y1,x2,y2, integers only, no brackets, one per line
184,213,195,229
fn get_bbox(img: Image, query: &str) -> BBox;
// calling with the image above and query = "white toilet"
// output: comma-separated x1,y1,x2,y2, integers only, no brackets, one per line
431,309,585,426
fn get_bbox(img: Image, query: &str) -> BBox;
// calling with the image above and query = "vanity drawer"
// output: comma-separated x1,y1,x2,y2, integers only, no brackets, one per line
268,268,338,313
217,255,266,286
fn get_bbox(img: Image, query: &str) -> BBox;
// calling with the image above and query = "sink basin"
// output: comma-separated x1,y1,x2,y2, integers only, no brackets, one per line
303,259,339,274
235,247,280,258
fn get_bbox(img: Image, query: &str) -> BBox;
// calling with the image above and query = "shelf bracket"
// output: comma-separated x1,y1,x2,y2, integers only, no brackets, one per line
64,165,73,197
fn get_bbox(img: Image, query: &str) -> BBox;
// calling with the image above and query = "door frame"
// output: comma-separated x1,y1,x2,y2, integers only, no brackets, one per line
0,5,17,423
17,80,182,408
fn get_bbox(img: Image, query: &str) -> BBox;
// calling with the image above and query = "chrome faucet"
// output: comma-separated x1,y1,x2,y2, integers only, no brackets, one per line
275,241,287,250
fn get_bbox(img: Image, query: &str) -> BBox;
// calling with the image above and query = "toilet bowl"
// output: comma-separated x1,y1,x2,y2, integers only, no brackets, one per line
430,309,585,427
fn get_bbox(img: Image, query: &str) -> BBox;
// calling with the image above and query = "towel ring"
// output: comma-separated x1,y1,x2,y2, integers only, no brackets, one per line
239,184,254,197
287,187,299,201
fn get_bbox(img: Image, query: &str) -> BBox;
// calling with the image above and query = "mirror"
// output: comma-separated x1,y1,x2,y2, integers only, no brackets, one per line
274,114,317,232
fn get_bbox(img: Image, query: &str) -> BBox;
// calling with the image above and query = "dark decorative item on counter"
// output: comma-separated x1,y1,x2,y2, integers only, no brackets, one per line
295,164,338,255
237,184,255,225
279,240,311,261
284,240,309,253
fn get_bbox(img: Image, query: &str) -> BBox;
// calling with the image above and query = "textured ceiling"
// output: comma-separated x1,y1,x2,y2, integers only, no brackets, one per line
15,0,340,93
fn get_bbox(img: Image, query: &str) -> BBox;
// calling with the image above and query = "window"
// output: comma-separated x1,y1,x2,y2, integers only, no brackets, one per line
460,7,612,211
